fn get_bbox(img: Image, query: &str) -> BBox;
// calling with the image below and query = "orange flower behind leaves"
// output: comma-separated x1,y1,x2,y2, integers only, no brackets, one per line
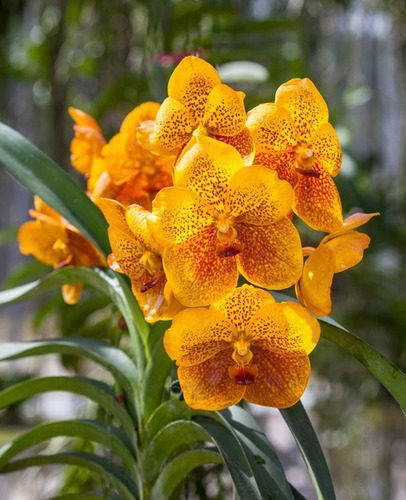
18,196,106,304
137,55,254,165
247,78,343,233
164,285,320,410
102,101,175,210
68,107,106,176
148,136,303,307
97,198,183,323
296,212,379,316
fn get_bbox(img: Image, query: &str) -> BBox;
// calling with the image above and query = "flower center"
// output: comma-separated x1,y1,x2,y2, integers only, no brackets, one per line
139,250,162,276
232,338,253,365
216,216,237,243
295,141,314,169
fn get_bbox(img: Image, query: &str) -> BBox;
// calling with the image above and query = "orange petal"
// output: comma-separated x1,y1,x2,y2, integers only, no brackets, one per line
310,122,342,177
203,84,246,136
106,225,146,280
246,103,297,153
149,187,215,247
177,350,245,410
68,107,105,175
164,307,235,366
120,101,160,135
297,245,335,316
103,132,141,185
141,97,196,155
248,301,320,355
244,347,310,408
327,212,379,238
225,166,293,225
66,229,106,267
212,126,255,166
33,196,62,222
293,163,343,232
97,198,130,235
163,229,239,307
174,135,245,211
275,78,328,141
167,55,221,123
212,284,274,331
62,283,83,305
18,220,68,267
125,203,161,254
236,219,303,290
68,107,103,135
325,231,371,273
131,272,168,323
254,152,298,186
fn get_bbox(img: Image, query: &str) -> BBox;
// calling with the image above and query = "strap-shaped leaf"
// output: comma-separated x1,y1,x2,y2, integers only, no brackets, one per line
0,376,135,441
146,399,210,440
272,291,406,416
0,121,109,255
0,419,137,472
197,416,263,500
0,452,138,500
143,420,210,485
320,317,406,415
149,449,223,500
0,267,149,368
0,338,138,414
220,405,295,500
280,401,336,500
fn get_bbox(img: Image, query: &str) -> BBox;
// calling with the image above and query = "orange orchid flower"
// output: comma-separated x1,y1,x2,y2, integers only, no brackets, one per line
246,78,343,233
137,55,254,165
18,196,107,304
69,104,174,209
97,198,183,323
164,285,320,410
148,136,303,307
296,212,379,316
102,102,175,209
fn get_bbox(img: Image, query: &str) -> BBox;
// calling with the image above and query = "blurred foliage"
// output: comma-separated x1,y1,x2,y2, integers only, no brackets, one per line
0,0,405,498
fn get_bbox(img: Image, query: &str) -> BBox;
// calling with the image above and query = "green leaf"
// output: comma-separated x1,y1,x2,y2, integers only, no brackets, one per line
280,401,336,500
149,449,223,500
272,291,406,416
0,226,18,246
0,267,149,368
0,337,138,414
197,416,263,500
146,399,210,440
0,419,137,473
0,377,136,441
0,121,109,255
220,405,295,500
320,318,406,415
143,420,210,485
0,452,138,500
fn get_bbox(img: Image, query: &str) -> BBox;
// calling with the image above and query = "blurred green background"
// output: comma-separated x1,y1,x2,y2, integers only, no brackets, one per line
0,0,405,498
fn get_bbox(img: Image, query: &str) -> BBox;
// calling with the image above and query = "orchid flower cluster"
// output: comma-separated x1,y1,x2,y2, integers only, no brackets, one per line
18,56,377,411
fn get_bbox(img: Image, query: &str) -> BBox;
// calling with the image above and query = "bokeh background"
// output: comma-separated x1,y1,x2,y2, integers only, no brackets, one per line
0,0,405,498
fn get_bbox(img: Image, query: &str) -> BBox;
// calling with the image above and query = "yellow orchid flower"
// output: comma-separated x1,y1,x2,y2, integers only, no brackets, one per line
98,198,183,323
148,136,303,307
137,55,254,165
164,285,320,410
246,78,343,232
296,212,379,316
18,196,107,304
